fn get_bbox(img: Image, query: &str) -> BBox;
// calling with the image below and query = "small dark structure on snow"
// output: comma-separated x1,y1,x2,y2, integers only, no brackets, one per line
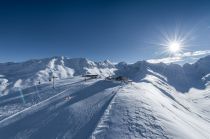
83,74,99,78
106,75,132,84
115,76,129,83
49,76,58,89
83,74,99,81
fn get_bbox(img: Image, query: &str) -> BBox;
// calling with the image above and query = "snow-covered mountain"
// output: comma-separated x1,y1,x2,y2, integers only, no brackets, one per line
0,55,210,139
0,57,116,95
1,55,210,96
116,55,210,92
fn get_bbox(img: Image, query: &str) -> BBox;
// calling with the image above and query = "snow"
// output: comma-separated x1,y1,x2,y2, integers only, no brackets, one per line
0,55,210,138
14,79,23,88
91,82,210,139
0,78,120,138
0,57,116,96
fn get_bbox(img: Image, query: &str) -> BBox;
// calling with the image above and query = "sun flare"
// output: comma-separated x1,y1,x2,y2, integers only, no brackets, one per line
168,41,181,53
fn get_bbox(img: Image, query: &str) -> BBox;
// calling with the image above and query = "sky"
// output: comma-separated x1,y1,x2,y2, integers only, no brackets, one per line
0,0,210,63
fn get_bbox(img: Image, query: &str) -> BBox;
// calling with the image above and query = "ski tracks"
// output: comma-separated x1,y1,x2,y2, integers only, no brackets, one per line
0,80,120,139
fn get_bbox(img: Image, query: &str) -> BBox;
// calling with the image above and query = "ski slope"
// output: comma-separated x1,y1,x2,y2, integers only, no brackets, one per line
0,55,210,139
0,76,210,139
0,77,121,139
91,82,210,139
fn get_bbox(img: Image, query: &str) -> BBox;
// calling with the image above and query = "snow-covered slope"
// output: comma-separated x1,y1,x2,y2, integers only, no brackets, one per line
1,55,210,96
116,55,210,92
0,55,210,139
0,57,116,96
91,81,210,139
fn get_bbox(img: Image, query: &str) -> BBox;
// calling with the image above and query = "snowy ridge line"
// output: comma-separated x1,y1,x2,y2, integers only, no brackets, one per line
81,90,117,139
89,86,122,139
65,85,119,139
0,81,82,128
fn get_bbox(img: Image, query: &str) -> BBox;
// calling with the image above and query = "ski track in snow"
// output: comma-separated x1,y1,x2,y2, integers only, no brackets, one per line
0,80,121,139
0,77,84,121
1,56,210,138
1,77,210,139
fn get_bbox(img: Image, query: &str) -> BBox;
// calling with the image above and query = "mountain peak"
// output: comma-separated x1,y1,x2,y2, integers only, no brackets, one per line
0,55,210,95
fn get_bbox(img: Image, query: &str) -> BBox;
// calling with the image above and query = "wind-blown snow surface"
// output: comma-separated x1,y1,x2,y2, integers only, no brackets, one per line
0,55,210,139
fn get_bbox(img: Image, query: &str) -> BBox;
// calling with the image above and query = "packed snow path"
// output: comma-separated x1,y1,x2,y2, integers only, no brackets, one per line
1,78,210,139
0,80,120,139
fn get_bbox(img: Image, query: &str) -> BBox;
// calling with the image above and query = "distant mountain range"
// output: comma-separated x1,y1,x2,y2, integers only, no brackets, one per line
0,55,210,96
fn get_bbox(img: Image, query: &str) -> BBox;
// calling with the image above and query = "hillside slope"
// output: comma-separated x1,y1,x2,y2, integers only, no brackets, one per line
0,56,210,138
0,57,116,96
0,76,210,139
1,55,210,96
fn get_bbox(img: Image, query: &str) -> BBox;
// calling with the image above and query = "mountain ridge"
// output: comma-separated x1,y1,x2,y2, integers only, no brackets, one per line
0,55,210,96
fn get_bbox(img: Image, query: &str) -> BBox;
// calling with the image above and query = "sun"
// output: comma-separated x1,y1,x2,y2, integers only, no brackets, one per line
168,41,182,53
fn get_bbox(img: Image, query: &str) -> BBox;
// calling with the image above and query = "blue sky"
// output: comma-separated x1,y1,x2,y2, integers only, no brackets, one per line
0,0,210,63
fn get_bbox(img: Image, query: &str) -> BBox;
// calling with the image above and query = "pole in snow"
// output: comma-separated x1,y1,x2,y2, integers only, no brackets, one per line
52,76,58,89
